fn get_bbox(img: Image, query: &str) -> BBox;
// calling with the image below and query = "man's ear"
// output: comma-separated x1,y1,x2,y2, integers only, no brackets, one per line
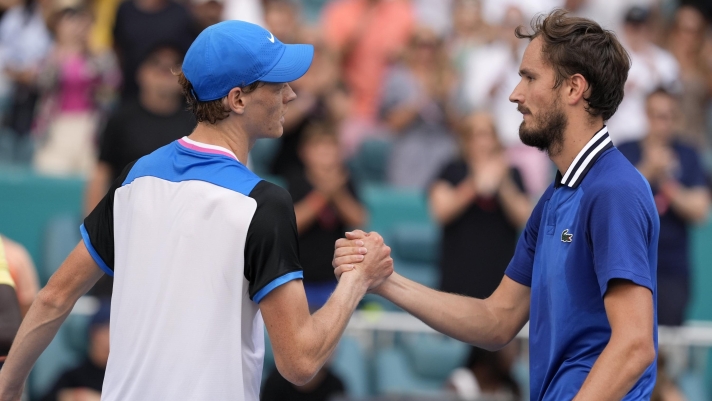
225,87,246,115
565,73,589,106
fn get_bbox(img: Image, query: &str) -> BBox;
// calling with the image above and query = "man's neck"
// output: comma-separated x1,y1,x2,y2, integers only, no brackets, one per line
188,121,252,165
550,118,605,177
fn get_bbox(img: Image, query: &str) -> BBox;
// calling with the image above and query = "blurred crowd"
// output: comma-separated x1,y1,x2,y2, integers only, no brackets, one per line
1,0,712,400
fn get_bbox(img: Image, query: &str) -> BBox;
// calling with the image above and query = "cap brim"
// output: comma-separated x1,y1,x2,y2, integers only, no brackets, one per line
259,44,314,83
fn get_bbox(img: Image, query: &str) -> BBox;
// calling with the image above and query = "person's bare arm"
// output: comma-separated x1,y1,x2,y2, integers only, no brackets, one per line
84,162,113,217
572,280,656,401
429,180,477,225
2,237,39,317
0,242,104,401
259,233,392,385
497,176,532,229
334,232,531,350
331,188,367,228
662,182,710,223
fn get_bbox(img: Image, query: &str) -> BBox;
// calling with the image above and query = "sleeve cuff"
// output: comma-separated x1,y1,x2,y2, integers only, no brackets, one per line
253,271,304,304
80,224,113,277
598,268,653,297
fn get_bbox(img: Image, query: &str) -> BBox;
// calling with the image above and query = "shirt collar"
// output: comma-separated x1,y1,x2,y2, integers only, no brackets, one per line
177,136,241,163
555,126,613,189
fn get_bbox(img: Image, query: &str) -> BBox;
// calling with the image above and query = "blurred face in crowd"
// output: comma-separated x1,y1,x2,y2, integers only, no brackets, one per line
138,47,183,99
452,0,482,33
54,8,93,46
646,92,678,142
463,113,501,161
300,133,341,172
264,1,300,43
89,324,110,368
672,6,706,51
409,28,441,66
510,37,567,155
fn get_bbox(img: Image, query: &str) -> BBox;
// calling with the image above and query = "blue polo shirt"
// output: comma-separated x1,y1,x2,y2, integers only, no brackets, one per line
505,127,659,401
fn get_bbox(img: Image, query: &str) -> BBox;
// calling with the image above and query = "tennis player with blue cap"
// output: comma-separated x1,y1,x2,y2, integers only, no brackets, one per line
0,21,393,401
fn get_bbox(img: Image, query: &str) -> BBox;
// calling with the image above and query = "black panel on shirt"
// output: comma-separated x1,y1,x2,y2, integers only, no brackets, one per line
245,180,303,301
83,161,137,273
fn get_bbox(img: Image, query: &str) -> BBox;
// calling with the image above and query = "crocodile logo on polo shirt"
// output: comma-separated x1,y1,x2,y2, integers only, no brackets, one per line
561,229,573,243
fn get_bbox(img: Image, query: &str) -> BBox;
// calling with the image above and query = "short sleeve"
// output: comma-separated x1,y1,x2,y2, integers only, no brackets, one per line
245,181,303,303
81,161,137,276
504,186,553,287
587,182,656,296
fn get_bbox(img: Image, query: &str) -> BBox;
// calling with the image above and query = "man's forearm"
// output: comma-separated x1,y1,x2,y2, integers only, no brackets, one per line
374,273,524,350
265,273,369,385
573,338,655,401
0,290,75,399
303,273,368,365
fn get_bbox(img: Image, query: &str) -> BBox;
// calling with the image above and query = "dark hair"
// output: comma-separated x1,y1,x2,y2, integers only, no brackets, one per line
177,72,263,124
515,9,631,121
299,122,338,148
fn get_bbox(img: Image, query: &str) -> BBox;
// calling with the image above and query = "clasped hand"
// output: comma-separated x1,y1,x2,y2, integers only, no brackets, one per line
332,230,393,291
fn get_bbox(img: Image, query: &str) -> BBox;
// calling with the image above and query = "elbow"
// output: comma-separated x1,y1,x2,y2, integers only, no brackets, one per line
274,355,320,386
625,336,656,374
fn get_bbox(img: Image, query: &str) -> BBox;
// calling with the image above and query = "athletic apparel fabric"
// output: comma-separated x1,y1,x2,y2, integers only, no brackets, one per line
82,137,303,400
505,126,659,401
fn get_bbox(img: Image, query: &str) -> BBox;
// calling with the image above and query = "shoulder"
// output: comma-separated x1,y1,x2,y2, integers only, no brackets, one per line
582,150,655,210
249,180,294,210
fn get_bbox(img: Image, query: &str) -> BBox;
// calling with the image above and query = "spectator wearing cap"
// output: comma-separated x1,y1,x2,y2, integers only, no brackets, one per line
112,0,196,100
39,301,110,401
618,88,711,326
33,0,120,177
606,6,681,145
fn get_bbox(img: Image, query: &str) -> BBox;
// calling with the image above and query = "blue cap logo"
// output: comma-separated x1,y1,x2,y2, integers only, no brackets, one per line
182,20,314,102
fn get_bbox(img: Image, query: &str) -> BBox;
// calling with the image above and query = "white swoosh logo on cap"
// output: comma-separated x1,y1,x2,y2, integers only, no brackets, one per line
267,32,275,43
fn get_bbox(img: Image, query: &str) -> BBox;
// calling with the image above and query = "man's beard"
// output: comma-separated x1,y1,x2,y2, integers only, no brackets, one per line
518,100,567,156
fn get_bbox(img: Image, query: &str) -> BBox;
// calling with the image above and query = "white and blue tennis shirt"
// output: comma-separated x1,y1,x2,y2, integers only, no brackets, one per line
505,126,660,401
81,137,304,400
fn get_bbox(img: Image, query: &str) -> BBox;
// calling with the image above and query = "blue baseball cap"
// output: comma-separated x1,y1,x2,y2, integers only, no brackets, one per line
182,20,314,102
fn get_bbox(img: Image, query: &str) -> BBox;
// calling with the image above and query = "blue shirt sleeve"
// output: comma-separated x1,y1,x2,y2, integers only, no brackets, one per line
586,179,657,296
505,186,552,287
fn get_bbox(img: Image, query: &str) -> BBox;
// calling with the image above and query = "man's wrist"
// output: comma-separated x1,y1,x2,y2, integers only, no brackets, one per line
338,269,370,295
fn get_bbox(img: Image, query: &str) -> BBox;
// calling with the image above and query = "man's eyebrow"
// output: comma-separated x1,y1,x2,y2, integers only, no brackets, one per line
519,68,535,77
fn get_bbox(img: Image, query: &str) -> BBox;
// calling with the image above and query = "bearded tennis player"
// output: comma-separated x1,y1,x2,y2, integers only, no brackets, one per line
0,20,392,401
335,9,659,401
